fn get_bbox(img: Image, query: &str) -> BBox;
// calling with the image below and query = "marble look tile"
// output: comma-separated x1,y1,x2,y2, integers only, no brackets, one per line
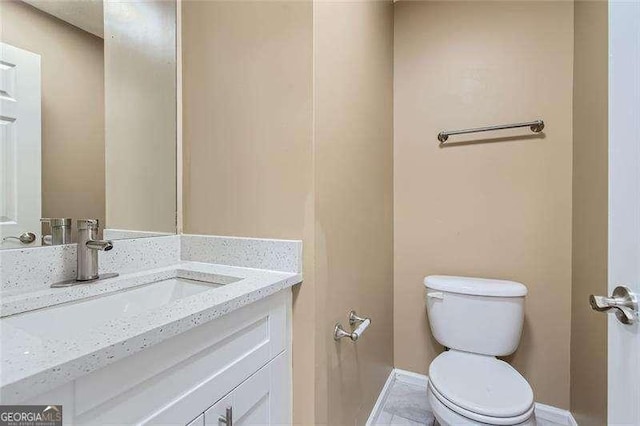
375,409,394,424
535,417,565,426
181,234,302,273
384,381,434,424
375,376,570,426
389,414,430,426
376,379,570,426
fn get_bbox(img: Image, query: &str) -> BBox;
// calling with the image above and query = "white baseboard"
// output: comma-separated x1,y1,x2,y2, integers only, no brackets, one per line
534,402,578,426
366,368,396,426
366,369,578,426
393,368,429,388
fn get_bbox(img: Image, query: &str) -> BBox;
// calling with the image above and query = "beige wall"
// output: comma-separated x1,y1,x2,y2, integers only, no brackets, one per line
182,1,394,424
1,0,105,236
184,0,583,419
182,0,314,241
181,1,316,423
105,0,176,234
570,1,608,424
314,1,394,424
394,1,574,409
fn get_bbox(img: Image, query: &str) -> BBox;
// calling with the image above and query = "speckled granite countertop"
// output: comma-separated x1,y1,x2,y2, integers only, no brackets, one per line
0,261,302,404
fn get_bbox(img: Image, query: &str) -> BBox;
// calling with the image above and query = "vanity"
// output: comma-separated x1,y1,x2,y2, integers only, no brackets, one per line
0,1,304,424
0,235,302,425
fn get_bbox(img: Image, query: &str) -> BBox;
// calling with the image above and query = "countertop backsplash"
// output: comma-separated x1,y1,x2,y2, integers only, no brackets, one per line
0,234,302,294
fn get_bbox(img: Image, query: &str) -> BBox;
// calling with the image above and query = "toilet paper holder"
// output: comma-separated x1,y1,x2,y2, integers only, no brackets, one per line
334,310,371,342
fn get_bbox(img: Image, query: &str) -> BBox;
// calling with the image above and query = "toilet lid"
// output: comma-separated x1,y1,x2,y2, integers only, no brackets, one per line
429,351,534,418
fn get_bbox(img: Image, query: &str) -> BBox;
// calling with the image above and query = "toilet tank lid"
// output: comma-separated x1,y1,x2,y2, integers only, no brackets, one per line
424,275,527,297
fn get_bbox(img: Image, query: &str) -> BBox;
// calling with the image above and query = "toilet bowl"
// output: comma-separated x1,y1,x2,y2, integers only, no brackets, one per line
424,276,535,426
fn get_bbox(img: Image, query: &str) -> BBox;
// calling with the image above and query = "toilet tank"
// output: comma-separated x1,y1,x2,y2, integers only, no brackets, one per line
424,275,527,356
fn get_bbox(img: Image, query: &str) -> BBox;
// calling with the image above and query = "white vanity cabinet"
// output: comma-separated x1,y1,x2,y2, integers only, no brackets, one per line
186,414,204,426
24,290,292,426
202,352,288,426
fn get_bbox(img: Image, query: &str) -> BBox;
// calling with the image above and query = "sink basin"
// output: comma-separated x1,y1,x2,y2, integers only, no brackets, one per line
2,278,220,340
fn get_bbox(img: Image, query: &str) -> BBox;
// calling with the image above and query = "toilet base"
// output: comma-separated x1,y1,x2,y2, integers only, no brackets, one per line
427,382,536,426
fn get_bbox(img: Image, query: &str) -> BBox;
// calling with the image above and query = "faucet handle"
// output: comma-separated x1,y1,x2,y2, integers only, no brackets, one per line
77,219,99,230
41,218,72,227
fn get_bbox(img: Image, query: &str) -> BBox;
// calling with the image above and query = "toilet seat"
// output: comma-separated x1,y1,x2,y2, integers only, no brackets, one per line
429,381,535,425
429,351,534,424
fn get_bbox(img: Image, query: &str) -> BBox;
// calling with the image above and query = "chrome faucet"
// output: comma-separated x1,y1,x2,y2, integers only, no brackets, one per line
51,219,118,287
77,219,113,281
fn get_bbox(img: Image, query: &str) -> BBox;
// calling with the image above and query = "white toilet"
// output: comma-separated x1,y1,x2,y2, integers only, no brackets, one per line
424,275,535,426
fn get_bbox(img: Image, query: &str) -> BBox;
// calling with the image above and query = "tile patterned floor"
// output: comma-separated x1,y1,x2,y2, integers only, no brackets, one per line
373,380,436,425
372,378,566,426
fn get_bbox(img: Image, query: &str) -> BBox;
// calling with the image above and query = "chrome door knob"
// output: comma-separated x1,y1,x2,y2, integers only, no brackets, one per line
2,232,36,244
590,286,638,324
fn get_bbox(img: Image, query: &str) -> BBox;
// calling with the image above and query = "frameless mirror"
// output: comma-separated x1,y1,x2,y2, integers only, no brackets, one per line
0,0,177,249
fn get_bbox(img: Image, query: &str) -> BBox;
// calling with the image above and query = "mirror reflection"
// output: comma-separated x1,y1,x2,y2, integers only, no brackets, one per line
0,0,176,249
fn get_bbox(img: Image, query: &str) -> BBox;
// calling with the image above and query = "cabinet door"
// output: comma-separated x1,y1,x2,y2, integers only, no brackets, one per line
204,352,289,426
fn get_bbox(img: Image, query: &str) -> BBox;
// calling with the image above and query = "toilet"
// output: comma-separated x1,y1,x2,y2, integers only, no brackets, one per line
424,275,535,426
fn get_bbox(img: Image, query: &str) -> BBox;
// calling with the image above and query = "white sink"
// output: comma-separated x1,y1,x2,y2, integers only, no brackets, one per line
2,278,220,340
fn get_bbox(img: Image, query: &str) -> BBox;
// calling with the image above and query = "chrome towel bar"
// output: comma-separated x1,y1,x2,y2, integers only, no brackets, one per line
437,119,545,144
334,310,371,342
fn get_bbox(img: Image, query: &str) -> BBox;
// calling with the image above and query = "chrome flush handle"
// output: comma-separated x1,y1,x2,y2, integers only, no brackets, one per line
590,286,638,325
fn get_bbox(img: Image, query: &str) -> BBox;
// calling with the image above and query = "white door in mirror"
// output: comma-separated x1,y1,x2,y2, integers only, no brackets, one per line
0,43,41,248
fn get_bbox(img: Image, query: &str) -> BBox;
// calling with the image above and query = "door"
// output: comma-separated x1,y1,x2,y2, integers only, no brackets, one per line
608,1,640,424
0,42,41,248
204,352,289,425
205,366,270,426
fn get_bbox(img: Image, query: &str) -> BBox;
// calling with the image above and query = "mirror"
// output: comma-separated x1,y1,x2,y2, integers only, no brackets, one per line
0,0,177,249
